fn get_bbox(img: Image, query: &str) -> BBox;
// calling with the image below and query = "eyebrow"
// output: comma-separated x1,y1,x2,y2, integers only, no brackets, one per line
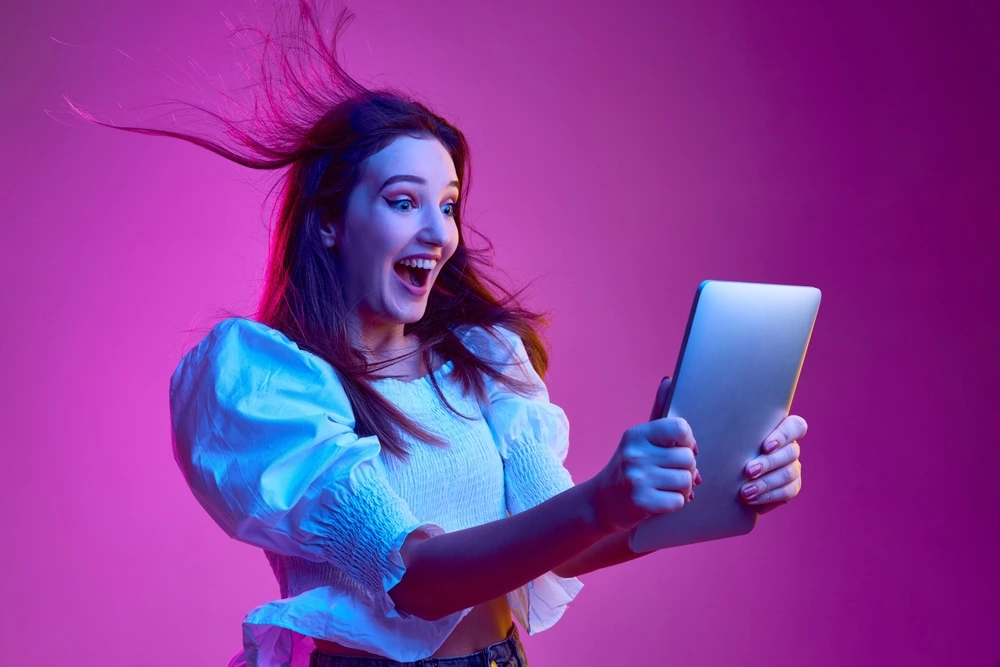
380,174,460,191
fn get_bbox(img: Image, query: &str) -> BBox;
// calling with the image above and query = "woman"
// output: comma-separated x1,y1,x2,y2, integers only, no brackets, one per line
123,4,807,666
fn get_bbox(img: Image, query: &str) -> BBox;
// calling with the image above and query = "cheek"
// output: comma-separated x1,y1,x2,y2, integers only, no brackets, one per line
445,224,460,257
349,217,403,265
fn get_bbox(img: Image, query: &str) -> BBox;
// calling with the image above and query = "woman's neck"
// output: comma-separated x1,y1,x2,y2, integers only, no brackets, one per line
348,315,445,383
347,312,418,368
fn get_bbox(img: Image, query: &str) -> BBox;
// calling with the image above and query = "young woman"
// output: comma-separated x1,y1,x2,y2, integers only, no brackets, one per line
114,4,808,666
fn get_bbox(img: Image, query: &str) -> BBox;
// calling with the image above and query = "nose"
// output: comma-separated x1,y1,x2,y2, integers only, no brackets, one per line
417,206,452,248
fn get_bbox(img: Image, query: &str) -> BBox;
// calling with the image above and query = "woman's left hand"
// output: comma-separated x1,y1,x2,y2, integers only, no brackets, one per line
739,415,807,515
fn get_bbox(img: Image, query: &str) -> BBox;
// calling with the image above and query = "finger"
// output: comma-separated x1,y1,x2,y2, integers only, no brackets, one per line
745,440,801,479
651,444,697,473
761,415,809,454
643,417,696,451
647,466,695,493
635,487,687,514
649,376,672,422
745,474,802,505
740,461,801,503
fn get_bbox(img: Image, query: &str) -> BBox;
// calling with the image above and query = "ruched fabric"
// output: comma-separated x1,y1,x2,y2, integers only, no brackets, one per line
455,326,583,634
170,319,470,665
169,318,582,667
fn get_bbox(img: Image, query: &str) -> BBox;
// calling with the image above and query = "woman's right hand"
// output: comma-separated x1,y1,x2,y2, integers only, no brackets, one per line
589,405,700,534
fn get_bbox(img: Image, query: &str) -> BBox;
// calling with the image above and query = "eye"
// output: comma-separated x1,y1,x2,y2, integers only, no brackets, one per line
385,196,414,212
386,196,458,219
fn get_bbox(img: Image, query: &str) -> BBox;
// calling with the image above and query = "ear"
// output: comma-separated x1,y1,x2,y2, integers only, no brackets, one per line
319,219,338,249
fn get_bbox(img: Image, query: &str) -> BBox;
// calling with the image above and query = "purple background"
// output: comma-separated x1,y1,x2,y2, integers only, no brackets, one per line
2,1,997,665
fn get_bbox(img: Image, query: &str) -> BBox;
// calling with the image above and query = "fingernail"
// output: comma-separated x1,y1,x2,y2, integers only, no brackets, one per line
693,442,699,456
764,440,779,453
695,471,703,485
742,484,758,499
747,463,762,478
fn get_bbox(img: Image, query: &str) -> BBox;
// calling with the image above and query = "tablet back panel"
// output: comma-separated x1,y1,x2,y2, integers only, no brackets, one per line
629,280,821,553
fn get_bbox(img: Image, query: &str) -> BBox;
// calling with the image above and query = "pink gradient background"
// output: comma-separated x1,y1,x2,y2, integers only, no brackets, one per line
2,1,997,665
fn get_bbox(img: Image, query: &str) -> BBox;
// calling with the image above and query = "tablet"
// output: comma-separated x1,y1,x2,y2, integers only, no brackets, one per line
629,280,821,553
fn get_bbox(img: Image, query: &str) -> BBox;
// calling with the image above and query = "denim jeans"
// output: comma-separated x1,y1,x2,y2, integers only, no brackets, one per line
309,624,528,667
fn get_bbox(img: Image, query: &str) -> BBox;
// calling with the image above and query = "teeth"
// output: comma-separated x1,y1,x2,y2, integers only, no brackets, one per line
398,258,437,270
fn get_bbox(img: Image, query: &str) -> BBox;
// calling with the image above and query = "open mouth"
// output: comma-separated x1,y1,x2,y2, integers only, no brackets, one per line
393,262,431,289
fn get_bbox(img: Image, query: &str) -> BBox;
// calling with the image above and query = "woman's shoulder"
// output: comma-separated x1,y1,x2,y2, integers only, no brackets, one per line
190,317,316,363
451,323,522,361
171,317,345,400
178,318,282,367
202,316,293,349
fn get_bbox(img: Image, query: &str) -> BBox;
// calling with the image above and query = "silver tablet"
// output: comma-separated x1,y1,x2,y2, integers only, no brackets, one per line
629,280,821,553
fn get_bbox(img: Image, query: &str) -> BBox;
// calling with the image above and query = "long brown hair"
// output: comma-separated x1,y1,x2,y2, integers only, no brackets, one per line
76,1,552,457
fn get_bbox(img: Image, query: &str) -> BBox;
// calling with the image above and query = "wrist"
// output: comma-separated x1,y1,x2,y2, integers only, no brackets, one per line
577,476,620,539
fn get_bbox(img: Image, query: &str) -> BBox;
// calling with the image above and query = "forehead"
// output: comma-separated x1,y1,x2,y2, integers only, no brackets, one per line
361,135,458,185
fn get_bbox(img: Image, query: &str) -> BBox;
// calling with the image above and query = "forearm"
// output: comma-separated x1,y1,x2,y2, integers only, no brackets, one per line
389,477,613,620
551,529,649,578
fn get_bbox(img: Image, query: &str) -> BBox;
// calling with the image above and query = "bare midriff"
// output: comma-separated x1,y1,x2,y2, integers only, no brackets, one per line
312,595,513,658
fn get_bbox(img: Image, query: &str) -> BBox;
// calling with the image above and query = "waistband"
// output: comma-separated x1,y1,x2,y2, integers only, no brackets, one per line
309,623,526,667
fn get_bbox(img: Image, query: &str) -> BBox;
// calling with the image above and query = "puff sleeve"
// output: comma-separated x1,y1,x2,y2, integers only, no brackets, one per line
168,317,439,618
460,325,584,634
477,327,575,513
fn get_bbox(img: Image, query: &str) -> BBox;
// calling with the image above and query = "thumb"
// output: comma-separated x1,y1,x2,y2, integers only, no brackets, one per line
649,376,672,422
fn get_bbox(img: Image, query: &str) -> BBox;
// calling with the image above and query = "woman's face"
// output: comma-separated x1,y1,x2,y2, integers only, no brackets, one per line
321,135,460,331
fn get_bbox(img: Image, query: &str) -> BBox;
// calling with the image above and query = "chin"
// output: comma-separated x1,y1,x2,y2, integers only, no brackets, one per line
387,302,428,324
402,306,429,323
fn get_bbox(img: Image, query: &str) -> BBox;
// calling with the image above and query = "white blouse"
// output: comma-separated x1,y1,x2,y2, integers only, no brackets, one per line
168,318,583,667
